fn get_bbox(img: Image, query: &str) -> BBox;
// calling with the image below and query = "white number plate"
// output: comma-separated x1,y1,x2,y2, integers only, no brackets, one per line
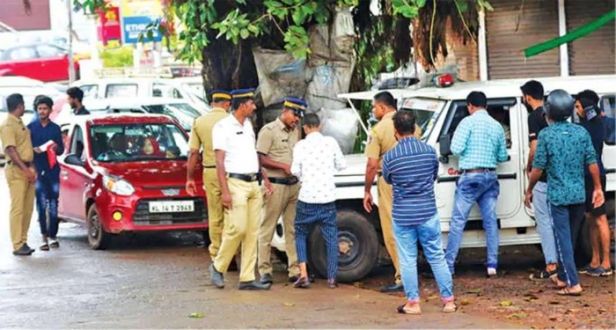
148,201,194,213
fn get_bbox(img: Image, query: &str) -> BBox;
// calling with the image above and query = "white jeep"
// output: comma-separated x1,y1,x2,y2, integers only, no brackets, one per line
270,75,616,283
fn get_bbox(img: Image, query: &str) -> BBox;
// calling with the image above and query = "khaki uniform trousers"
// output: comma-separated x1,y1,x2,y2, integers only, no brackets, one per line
257,182,300,278
377,175,402,285
203,168,224,258
213,177,262,283
6,165,35,251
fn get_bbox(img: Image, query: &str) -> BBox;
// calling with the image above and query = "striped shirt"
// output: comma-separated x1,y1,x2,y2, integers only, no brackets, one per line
382,137,439,226
450,110,508,170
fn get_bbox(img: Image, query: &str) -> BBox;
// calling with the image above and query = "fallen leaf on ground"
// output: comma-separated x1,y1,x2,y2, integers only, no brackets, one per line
524,295,539,301
425,294,439,301
506,312,527,319
353,282,363,288
500,300,513,307
598,308,607,313
549,301,560,305
467,288,482,294
565,308,580,314
189,312,204,318
460,299,472,306
282,302,295,307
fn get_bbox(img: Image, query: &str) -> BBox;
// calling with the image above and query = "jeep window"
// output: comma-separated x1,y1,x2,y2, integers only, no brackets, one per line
398,97,447,141
90,123,188,162
440,98,516,149
153,83,183,99
105,84,138,98
601,94,615,145
78,84,99,98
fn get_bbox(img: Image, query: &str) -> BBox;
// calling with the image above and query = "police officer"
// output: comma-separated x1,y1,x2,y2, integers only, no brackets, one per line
28,95,64,251
0,94,37,256
186,90,232,260
256,97,305,284
363,91,422,292
208,89,273,290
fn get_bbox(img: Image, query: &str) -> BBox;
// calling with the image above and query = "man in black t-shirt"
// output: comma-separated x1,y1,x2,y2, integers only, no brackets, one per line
521,80,559,280
574,90,612,277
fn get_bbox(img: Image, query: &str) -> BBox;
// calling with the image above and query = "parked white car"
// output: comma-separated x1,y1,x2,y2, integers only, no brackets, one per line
269,75,616,283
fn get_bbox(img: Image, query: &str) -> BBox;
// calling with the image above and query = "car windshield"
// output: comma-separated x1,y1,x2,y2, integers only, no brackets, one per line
398,97,447,141
143,103,201,130
90,123,189,163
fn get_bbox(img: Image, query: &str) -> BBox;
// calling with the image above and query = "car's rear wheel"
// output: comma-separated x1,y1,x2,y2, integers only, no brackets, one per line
308,210,379,283
87,204,111,250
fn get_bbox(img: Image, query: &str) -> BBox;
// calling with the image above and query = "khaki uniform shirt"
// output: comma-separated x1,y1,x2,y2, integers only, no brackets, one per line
0,114,34,165
188,107,228,167
364,111,422,170
256,118,300,178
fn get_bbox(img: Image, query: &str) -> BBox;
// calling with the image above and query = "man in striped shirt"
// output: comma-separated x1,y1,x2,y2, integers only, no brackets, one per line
445,91,508,278
382,111,455,315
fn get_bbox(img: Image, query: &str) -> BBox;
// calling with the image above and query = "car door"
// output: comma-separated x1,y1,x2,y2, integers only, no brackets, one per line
435,98,528,229
599,94,616,191
36,44,69,82
58,124,91,221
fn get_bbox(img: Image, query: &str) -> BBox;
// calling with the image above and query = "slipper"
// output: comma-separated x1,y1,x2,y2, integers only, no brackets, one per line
39,243,50,251
550,275,566,289
397,304,422,315
49,239,59,248
442,304,457,313
557,288,582,296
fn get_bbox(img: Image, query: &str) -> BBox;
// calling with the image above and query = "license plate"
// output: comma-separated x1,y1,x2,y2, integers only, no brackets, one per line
148,201,194,213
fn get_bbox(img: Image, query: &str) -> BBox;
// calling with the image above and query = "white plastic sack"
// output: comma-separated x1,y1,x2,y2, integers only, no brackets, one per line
305,62,355,111
318,108,359,155
253,48,311,107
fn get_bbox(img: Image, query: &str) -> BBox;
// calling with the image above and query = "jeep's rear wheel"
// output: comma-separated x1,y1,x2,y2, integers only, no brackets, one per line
87,204,111,250
308,210,378,283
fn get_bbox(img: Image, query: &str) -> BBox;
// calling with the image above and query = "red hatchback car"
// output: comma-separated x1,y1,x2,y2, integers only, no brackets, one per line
58,114,208,249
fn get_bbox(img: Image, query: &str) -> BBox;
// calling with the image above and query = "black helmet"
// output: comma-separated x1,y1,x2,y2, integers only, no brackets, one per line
544,89,574,122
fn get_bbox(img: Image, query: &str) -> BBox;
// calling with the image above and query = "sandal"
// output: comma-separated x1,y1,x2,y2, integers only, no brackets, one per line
49,239,59,248
557,287,582,296
39,243,50,251
529,269,558,281
397,304,422,315
442,303,457,313
550,275,566,289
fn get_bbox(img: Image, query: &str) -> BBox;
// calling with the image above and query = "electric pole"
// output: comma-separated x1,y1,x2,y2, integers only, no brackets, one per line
67,0,76,84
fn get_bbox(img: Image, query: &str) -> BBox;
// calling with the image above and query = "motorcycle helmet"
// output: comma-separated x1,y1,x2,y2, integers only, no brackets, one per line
544,89,574,122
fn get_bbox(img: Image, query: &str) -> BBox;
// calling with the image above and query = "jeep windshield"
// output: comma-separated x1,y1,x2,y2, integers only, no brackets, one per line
90,123,189,163
399,97,447,140
143,103,201,131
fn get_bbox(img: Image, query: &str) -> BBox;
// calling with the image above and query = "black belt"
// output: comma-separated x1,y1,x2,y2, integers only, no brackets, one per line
228,173,260,182
269,176,299,185
204,165,216,169
8,161,32,167
462,168,495,173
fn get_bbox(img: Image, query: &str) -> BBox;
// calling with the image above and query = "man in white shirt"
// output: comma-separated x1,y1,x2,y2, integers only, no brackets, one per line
209,89,273,291
290,113,346,289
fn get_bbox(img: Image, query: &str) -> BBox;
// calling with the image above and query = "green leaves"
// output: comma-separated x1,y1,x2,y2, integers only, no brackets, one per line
284,26,311,59
391,0,421,19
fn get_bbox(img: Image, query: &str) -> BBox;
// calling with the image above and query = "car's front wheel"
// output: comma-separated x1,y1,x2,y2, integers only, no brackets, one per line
308,209,379,283
87,204,111,250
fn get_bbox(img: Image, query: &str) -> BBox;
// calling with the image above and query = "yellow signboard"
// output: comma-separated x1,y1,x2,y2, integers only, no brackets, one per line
120,0,162,17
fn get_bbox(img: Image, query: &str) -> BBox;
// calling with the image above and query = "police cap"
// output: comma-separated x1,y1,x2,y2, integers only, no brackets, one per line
230,88,255,100
283,97,307,118
210,89,231,103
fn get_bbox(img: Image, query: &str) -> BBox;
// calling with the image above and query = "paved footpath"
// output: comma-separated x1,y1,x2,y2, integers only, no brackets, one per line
0,168,520,329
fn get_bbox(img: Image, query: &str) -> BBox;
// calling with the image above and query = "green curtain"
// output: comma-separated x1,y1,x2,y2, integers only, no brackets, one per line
524,10,615,58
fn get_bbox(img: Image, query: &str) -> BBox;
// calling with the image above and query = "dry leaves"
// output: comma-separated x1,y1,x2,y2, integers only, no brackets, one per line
282,302,295,307
500,300,513,307
189,312,204,318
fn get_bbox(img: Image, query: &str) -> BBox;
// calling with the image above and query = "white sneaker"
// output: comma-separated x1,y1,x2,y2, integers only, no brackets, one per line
487,267,497,277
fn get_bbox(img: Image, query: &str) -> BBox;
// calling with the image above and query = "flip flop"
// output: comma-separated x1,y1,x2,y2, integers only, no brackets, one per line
557,288,582,296
49,239,60,248
442,304,457,313
397,304,422,315
39,243,50,251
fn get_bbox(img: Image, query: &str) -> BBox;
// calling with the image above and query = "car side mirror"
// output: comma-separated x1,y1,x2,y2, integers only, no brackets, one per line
438,134,452,164
64,153,84,167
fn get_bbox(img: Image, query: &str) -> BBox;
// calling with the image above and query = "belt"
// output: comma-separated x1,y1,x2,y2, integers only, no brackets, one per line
462,168,496,173
228,173,260,182
204,165,216,169
269,176,299,185
8,161,32,167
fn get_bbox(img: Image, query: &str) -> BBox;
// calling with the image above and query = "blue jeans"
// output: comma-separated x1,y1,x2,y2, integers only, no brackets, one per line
393,213,454,303
35,172,60,238
549,203,585,286
532,182,558,265
294,201,338,279
445,172,500,273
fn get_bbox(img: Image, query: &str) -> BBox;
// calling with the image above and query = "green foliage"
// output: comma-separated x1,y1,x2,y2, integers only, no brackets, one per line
99,46,134,68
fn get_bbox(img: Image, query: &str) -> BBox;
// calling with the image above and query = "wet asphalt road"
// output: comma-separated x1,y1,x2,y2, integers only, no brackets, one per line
0,168,517,329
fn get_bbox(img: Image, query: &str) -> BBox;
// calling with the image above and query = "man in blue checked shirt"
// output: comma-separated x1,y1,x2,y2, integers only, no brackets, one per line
382,110,456,315
445,91,508,278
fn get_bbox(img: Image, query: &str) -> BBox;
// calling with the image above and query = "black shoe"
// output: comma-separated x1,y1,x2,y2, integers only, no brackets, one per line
239,280,271,291
13,244,34,256
327,279,338,289
293,277,310,289
261,273,274,284
380,283,403,293
209,264,224,289
23,243,35,254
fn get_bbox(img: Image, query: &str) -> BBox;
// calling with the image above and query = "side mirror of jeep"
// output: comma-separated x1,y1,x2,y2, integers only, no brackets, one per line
438,134,452,164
